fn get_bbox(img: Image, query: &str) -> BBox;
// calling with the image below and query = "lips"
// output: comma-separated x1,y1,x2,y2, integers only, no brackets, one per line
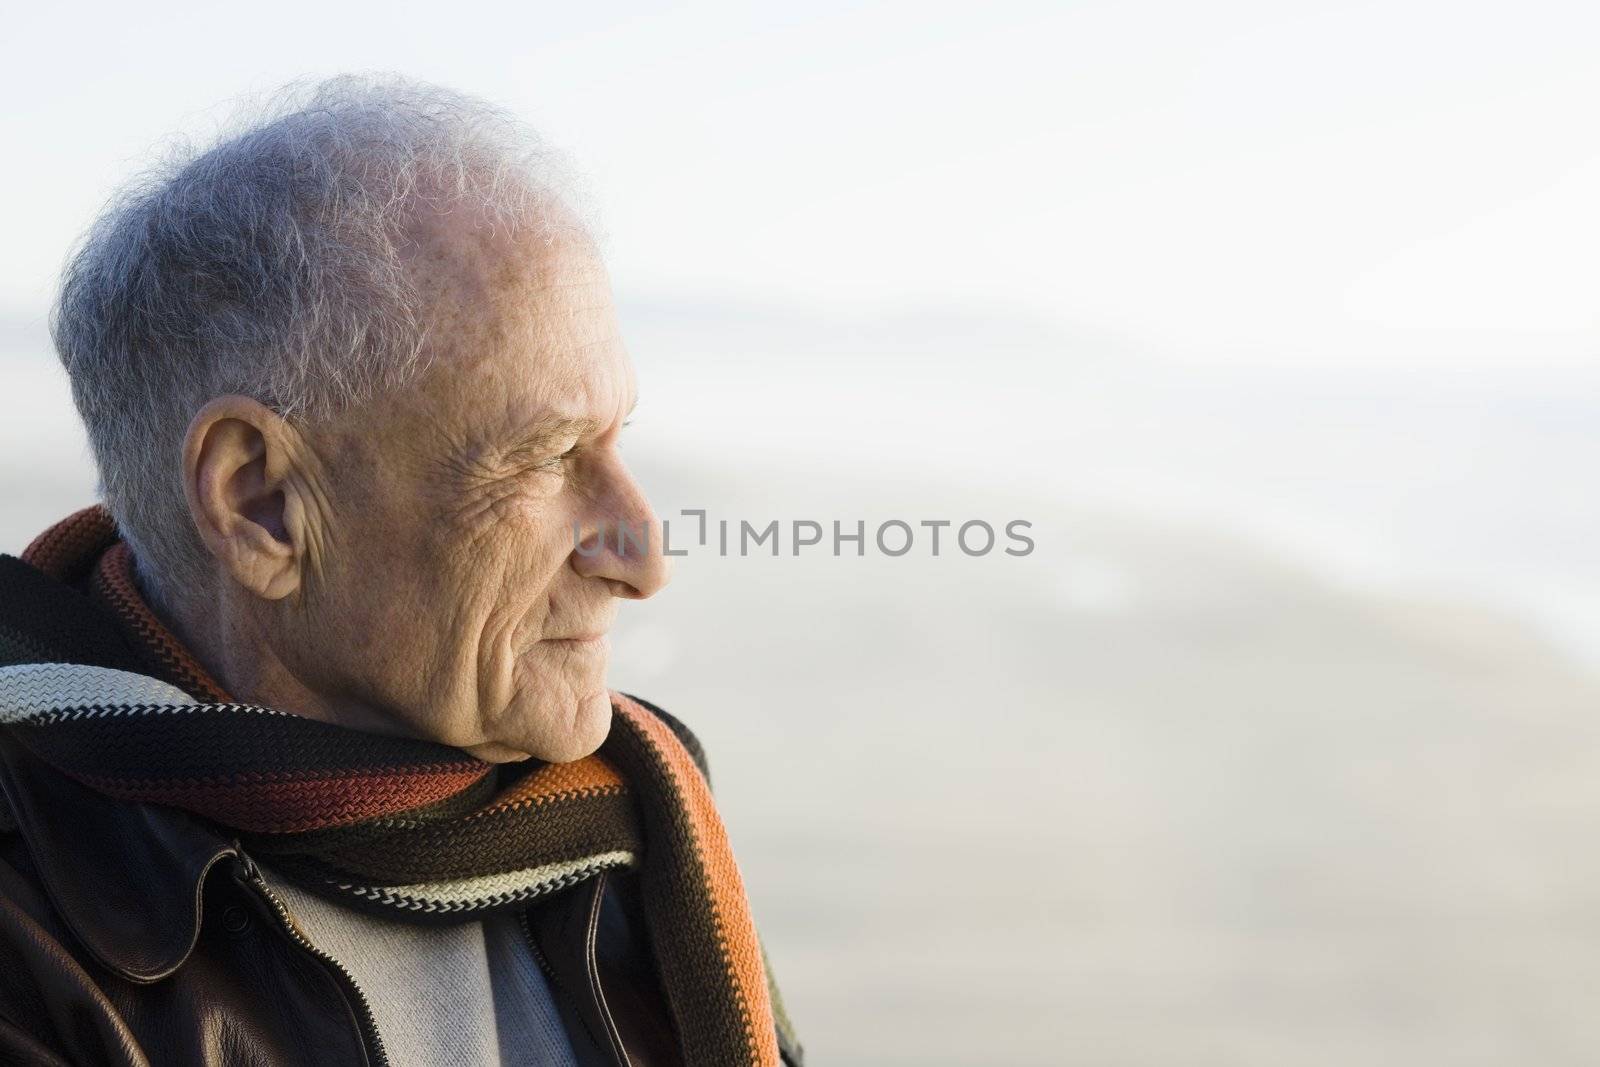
541,634,608,663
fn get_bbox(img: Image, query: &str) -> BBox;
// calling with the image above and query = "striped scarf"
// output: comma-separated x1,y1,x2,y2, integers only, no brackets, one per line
0,506,801,1067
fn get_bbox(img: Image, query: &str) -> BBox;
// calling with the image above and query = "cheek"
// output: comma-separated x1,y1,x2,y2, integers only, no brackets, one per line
460,516,579,656
447,478,574,577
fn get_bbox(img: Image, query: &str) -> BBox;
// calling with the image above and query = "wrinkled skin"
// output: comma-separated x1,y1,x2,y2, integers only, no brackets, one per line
171,208,670,762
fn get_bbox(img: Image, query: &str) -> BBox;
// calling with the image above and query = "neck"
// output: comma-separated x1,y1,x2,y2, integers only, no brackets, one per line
154,571,399,738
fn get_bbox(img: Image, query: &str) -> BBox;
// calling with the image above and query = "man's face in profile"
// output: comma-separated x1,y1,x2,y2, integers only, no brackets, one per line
273,213,670,764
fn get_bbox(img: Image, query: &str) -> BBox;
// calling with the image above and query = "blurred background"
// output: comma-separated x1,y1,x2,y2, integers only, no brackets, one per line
5,2,1600,1063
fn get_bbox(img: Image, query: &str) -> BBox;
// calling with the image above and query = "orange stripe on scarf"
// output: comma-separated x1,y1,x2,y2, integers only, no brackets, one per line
613,693,781,1066
478,755,628,815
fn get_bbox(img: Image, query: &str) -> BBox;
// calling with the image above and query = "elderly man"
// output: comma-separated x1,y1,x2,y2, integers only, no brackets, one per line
0,78,801,1067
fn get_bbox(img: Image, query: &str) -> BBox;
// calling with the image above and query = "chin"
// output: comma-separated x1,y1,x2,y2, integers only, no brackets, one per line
541,688,615,761
473,687,614,764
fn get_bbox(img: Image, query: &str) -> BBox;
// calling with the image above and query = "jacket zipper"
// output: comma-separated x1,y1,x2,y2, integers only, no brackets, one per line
519,895,628,1067
519,906,564,993
235,855,392,1067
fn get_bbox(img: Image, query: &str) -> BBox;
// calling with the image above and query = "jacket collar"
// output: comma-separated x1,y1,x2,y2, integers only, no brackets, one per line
0,727,238,982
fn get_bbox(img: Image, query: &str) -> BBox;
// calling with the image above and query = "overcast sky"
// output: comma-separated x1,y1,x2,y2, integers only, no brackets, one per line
4,0,1598,368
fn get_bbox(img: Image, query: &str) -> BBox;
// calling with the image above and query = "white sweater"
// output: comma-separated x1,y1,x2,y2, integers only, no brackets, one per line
266,869,581,1067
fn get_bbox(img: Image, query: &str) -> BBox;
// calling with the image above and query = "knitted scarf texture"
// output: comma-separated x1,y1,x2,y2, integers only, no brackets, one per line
0,506,799,1067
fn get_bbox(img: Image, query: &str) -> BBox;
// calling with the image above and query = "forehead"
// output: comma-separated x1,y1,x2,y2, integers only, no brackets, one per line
400,206,632,429
406,204,608,347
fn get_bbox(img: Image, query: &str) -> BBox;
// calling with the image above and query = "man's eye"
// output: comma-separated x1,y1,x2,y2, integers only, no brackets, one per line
538,446,579,471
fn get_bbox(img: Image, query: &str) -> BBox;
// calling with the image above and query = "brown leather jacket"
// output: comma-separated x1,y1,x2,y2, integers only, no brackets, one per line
0,728,686,1067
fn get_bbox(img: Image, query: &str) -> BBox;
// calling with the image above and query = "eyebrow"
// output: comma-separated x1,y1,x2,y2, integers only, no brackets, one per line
505,399,636,453
504,416,603,455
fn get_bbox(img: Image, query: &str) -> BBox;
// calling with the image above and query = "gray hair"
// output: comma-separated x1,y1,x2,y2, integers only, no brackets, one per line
52,75,589,609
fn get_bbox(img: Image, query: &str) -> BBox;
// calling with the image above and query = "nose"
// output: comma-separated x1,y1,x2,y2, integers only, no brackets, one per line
570,456,671,600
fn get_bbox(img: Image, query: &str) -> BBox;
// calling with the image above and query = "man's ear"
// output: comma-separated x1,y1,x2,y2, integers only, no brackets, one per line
181,396,309,601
